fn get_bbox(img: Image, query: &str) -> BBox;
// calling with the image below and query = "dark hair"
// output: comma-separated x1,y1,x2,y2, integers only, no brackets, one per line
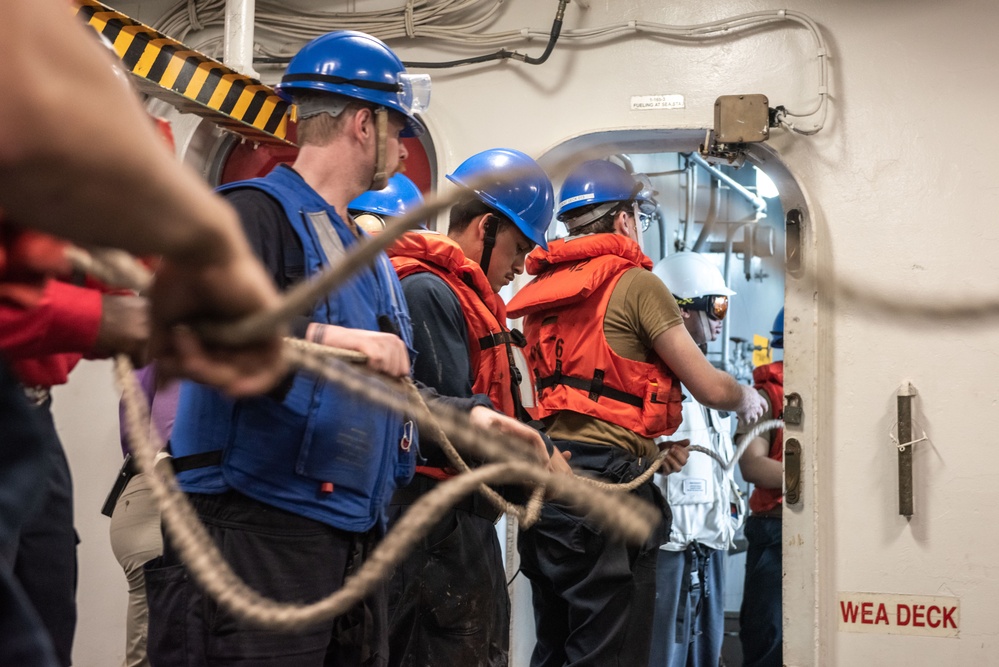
448,193,514,236
563,201,630,237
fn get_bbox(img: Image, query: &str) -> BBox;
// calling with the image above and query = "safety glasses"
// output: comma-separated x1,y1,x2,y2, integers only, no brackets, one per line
680,294,729,321
632,198,659,233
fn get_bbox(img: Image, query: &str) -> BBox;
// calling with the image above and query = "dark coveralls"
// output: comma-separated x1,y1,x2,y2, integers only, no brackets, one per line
518,441,671,667
386,271,509,667
0,359,61,667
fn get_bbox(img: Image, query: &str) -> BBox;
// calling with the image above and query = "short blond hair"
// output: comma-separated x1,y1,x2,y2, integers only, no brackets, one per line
295,94,369,146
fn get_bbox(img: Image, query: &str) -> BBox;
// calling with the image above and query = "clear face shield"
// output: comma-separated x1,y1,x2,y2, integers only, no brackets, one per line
399,73,432,117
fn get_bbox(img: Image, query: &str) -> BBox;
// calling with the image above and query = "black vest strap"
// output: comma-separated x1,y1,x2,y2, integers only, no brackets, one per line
536,370,644,408
170,450,223,473
482,328,531,422
478,329,526,350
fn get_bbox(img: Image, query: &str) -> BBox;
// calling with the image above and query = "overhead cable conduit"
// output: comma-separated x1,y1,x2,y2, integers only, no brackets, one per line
154,1,829,134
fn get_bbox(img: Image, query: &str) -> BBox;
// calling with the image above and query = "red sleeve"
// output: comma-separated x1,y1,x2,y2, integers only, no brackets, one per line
0,280,103,358
0,225,72,307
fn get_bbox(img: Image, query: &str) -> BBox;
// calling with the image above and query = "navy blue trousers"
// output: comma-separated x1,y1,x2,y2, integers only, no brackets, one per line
0,395,77,667
0,360,60,667
739,515,782,667
518,441,670,667
146,490,387,667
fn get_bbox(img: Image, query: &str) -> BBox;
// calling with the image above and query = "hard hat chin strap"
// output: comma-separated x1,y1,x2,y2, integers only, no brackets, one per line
479,214,499,277
563,202,618,231
371,107,390,191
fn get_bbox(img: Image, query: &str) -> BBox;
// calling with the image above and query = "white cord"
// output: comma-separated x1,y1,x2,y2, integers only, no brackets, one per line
888,420,929,452
726,419,785,474
151,2,828,133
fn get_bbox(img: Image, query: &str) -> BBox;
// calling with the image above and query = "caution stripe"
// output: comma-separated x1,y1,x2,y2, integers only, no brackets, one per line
73,0,294,146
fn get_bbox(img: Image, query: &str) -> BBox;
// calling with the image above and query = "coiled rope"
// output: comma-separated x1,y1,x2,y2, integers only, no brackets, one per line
88,156,798,631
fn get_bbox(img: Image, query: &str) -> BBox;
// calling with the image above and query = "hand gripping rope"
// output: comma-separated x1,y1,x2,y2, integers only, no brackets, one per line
86,161,673,630
83,135,985,630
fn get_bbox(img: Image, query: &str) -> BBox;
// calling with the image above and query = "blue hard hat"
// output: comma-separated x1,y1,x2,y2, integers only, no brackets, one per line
770,307,784,349
446,148,554,250
276,31,430,137
556,160,651,222
348,174,424,219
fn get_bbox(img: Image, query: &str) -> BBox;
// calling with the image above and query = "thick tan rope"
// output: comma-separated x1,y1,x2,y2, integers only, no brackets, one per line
115,351,659,630
75,149,802,633
63,246,152,293
117,356,577,629
394,375,547,527
675,419,787,472
286,338,548,526
570,417,786,492
280,341,659,540
84,227,659,633
195,163,573,347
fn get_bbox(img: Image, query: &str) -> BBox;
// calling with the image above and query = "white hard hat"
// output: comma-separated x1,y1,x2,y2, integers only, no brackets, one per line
652,251,735,299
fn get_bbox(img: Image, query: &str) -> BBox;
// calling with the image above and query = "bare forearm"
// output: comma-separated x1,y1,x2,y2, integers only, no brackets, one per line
694,368,747,411
739,438,783,490
652,325,763,420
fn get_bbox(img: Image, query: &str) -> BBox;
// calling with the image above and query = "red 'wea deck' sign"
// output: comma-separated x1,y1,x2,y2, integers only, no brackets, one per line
838,592,959,638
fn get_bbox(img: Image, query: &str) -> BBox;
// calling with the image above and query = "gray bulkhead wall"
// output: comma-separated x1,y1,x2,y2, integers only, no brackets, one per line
62,1,999,664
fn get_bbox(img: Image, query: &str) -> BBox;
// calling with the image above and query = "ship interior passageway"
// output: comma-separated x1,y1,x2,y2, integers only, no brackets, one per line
497,134,790,665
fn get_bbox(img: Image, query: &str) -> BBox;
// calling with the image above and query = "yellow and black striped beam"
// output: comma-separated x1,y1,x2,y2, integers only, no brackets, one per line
74,0,294,146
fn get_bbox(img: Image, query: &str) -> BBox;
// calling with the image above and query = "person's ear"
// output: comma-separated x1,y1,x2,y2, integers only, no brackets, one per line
352,107,374,143
474,213,492,241
613,209,631,236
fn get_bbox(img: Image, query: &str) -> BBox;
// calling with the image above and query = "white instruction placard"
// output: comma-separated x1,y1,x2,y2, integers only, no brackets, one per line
630,94,685,111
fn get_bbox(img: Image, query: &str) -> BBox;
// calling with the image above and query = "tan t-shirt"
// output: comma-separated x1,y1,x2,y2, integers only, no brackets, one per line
544,267,683,459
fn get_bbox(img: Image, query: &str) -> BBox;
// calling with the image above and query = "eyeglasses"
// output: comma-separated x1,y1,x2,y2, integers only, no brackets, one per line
675,294,729,321
632,200,659,233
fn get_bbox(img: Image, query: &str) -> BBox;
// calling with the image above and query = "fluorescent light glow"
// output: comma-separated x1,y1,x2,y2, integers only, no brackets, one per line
755,167,780,199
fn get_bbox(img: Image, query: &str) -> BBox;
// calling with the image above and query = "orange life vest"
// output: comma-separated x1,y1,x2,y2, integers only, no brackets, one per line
389,230,526,419
749,360,784,513
506,234,683,438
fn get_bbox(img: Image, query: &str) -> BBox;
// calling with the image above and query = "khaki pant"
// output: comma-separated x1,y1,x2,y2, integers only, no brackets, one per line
109,473,162,667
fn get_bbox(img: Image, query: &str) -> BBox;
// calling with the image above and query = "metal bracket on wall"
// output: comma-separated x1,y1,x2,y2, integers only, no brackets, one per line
785,438,801,505
785,208,804,278
897,383,917,517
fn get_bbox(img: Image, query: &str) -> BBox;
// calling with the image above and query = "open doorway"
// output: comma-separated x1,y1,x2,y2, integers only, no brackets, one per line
616,149,785,665
504,129,812,667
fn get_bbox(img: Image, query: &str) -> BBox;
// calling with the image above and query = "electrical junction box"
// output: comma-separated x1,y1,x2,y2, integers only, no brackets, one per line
714,94,770,144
